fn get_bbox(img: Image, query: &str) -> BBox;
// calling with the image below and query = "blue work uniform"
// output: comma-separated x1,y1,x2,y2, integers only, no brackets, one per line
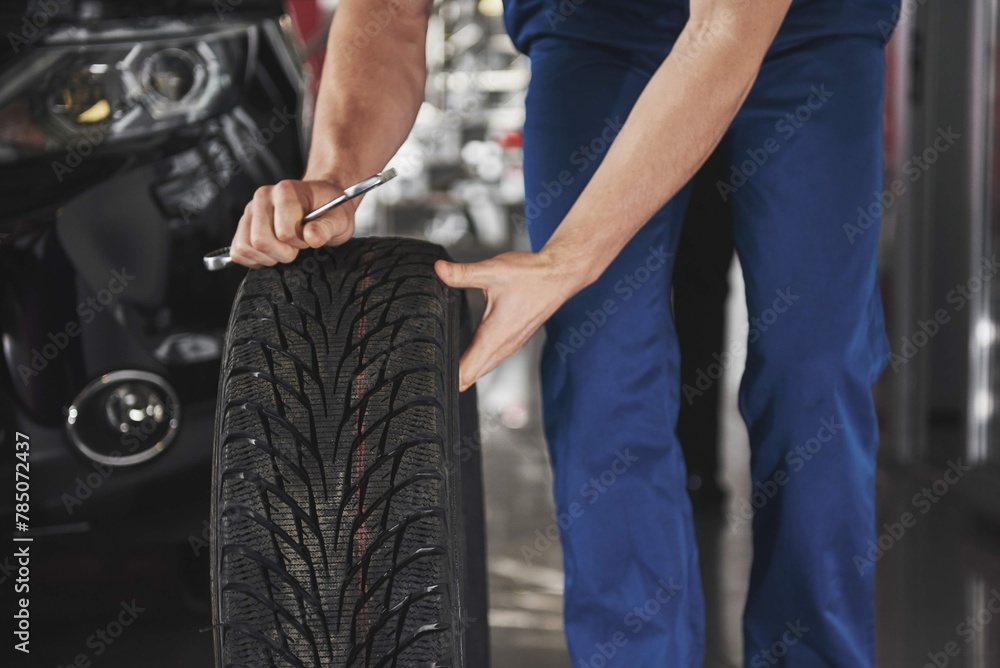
502,0,900,666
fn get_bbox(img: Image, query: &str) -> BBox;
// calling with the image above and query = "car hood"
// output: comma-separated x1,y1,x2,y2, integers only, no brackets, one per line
16,0,285,18
3,1,286,35
1,0,285,65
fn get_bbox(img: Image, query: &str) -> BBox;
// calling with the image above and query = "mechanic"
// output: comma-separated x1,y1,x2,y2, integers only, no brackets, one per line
228,0,899,665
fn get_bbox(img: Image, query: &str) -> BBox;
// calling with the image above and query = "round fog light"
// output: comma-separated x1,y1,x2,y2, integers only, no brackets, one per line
67,370,180,466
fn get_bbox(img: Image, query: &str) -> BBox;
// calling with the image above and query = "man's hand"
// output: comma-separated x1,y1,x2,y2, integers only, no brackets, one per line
435,250,586,391
228,179,357,268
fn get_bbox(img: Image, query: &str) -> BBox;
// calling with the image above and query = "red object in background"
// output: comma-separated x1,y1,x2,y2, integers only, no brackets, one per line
498,129,524,150
283,0,327,95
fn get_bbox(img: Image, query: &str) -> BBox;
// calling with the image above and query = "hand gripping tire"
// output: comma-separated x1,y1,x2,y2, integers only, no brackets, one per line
210,238,489,667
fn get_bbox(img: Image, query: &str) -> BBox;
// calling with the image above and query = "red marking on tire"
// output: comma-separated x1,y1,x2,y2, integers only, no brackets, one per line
354,269,371,661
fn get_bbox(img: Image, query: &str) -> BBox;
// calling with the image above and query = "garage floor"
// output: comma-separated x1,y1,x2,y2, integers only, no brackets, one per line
16,269,1000,668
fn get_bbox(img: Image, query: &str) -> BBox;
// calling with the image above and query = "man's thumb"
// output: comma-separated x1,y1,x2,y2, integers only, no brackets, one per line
435,259,484,288
304,214,349,248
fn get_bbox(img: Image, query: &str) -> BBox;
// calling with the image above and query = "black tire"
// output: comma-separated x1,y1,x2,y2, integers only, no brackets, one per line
210,237,489,667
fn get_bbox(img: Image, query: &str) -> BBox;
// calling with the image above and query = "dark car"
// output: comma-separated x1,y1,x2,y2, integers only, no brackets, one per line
0,0,308,548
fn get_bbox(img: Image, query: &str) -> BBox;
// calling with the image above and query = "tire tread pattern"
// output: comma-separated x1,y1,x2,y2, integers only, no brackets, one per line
212,238,463,667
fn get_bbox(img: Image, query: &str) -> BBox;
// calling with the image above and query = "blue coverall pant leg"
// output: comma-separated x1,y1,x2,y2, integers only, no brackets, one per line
522,33,891,668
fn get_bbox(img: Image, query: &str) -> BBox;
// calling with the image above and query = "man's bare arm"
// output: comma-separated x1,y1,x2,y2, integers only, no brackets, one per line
229,0,432,267
540,0,794,286
305,0,433,184
437,0,795,390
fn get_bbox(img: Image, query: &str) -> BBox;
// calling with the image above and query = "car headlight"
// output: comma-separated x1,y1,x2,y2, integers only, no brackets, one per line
0,22,250,162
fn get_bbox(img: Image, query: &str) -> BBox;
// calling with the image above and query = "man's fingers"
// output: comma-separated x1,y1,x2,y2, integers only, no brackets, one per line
437,250,560,392
229,180,357,262
457,311,515,391
250,187,297,263
272,181,309,249
230,207,275,268
458,326,491,391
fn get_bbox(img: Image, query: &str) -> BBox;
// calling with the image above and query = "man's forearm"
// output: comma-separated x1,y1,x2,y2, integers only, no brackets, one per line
542,0,793,289
304,0,433,184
